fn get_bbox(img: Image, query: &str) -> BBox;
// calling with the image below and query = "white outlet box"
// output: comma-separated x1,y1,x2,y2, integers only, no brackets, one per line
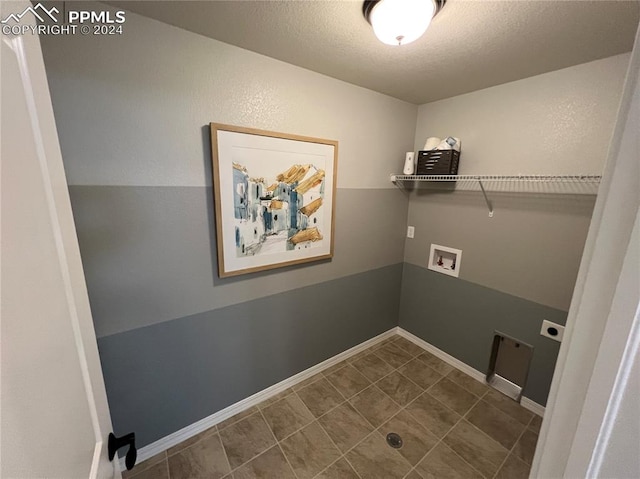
407,226,415,238
428,244,462,278
540,320,565,342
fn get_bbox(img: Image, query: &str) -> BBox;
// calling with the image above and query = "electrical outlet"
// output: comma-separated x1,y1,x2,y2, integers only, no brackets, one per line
540,319,564,342
407,226,415,238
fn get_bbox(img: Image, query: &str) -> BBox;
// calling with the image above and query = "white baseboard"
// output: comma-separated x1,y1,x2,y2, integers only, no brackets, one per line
123,325,546,471
121,327,399,471
397,328,546,417
521,396,546,417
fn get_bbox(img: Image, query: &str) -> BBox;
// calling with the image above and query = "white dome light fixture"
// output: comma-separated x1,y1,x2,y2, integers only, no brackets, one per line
363,0,445,46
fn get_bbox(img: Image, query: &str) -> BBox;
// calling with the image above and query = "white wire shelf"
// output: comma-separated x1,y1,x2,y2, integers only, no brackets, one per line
390,174,602,217
390,174,602,183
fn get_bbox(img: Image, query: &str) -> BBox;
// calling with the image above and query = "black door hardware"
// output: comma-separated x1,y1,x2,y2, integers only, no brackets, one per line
108,432,137,471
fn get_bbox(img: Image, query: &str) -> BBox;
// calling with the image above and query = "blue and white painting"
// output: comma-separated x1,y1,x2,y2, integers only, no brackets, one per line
232,162,325,257
214,125,336,277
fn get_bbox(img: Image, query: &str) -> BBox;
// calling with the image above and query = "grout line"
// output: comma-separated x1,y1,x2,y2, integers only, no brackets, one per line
408,390,488,479
491,417,531,479
259,408,301,479
455,394,498,478
306,384,378,477
226,443,280,477
333,343,487,477
262,368,373,441
371,352,415,374
425,375,445,394
303,374,414,476
321,363,349,377
217,408,261,433
292,372,324,392
218,410,289,477
483,390,535,425
371,382,405,410
491,451,512,478
403,467,421,479
336,375,373,402
443,440,487,479
216,432,233,478
169,339,521,479
257,386,297,411
125,451,168,479
295,384,394,479
311,456,360,479
394,367,436,392
165,426,219,458
296,376,345,409
335,382,421,474
310,414,364,479
525,411,542,436
458,391,534,478
406,466,423,479
478,393,533,429
286,382,367,442
281,384,429,479
346,429,415,475
259,390,318,446
344,390,379,431
276,439,300,479
309,456,340,479
341,455,364,479
348,340,423,388
330,369,384,403
217,427,242,476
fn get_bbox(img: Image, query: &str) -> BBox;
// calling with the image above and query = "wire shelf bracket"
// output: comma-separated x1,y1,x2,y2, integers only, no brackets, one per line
477,178,494,217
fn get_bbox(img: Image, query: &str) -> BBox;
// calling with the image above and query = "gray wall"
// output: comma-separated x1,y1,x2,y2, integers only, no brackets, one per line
401,56,629,405
98,264,402,447
41,4,415,447
68,186,408,338
404,191,596,311
41,1,630,447
399,264,566,406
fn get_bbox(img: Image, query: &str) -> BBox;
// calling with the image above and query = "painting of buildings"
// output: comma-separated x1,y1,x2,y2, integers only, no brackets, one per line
232,162,326,257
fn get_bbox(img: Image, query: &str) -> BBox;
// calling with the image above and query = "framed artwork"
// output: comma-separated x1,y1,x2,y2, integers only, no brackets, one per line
210,123,338,277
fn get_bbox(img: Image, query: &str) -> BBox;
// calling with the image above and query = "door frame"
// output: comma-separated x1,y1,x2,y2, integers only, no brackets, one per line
531,22,640,478
1,2,118,476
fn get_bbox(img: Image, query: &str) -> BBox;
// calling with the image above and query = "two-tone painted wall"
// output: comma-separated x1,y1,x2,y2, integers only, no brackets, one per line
40,5,415,447
41,2,630,449
400,54,629,405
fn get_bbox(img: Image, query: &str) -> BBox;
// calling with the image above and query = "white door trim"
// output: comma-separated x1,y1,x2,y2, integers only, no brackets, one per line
1,3,118,475
531,22,640,478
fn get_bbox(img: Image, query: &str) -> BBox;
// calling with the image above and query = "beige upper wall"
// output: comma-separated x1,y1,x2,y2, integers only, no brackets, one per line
414,54,630,175
43,3,417,189
40,4,414,335
406,54,630,310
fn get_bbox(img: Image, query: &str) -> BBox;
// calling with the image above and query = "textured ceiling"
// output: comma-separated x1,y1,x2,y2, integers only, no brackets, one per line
107,0,640,104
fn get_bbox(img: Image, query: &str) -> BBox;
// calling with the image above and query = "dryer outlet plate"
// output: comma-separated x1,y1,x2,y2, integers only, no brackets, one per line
541,320,564,342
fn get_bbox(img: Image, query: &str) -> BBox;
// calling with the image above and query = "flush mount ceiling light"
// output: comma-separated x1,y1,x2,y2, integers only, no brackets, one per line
363,0,445,46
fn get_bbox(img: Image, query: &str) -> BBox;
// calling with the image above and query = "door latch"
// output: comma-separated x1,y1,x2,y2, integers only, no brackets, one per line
108,432,137,471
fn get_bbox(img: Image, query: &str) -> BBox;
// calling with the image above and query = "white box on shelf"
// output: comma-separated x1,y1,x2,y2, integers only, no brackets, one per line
428,244,462,278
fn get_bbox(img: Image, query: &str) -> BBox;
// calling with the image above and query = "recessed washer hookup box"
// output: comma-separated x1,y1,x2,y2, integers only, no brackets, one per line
416,150,460,175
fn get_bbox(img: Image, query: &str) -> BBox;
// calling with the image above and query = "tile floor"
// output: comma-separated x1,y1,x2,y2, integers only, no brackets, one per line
124,335,541,479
